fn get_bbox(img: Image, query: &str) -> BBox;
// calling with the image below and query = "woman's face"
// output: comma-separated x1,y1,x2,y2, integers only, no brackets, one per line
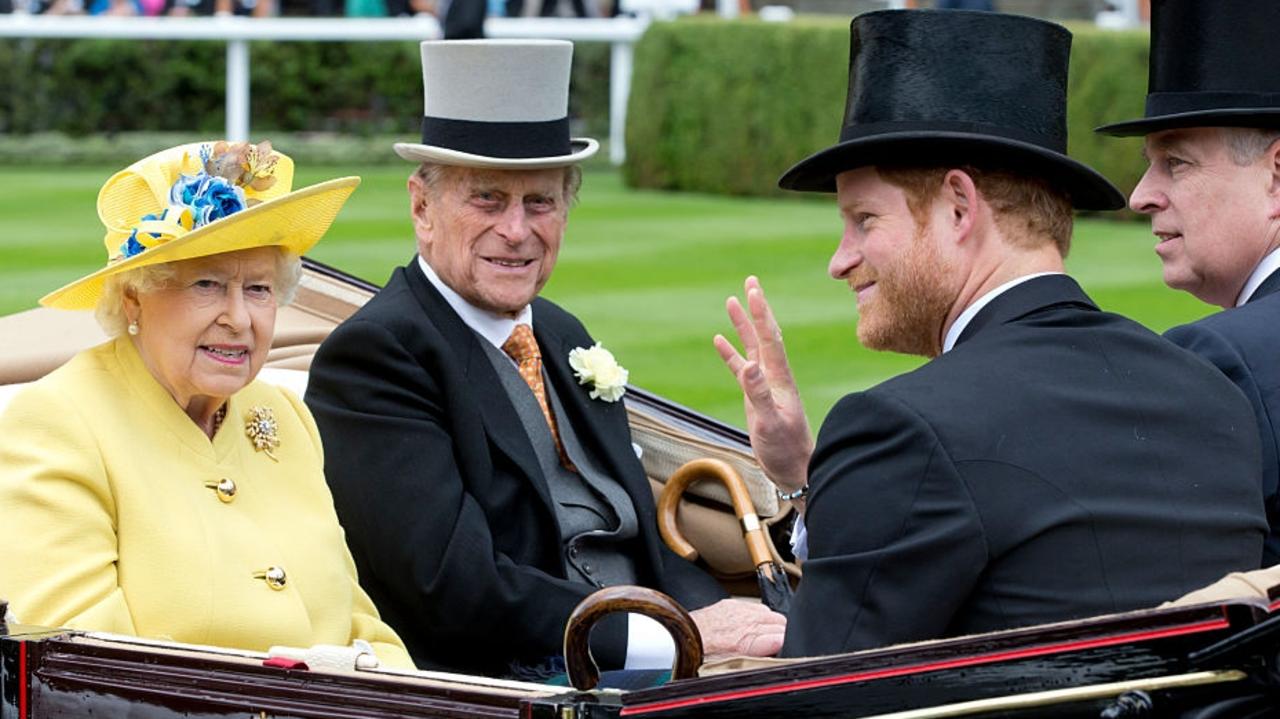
125,247,279,413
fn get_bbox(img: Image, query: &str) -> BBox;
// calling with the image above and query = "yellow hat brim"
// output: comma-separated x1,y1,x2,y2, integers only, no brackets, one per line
40,176,360,311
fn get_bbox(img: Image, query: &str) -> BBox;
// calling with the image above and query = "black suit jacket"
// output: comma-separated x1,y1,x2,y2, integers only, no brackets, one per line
782,275,1267,657
306,259,725,675
1166,269,1280,565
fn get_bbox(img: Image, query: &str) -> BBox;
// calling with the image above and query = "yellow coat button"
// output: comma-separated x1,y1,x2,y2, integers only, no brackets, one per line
254,566,287,590
205,478,237,503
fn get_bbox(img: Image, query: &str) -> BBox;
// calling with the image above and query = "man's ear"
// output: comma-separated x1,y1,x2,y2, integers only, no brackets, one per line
940,169,979,243
1265,139,1280,220
407,174,433,233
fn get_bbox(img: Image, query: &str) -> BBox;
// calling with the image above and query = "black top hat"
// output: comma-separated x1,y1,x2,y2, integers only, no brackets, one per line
1097,0,1280,137
779,10,1124,211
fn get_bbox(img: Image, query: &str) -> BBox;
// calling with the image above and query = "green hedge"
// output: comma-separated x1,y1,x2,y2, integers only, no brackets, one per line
0,38,610,139
0,21,1149,195
625,18,848,196
625,18,1150,203
1064,25,1149,203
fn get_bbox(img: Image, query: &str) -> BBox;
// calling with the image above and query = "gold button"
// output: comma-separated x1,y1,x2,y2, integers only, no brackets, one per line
253,566,287,590
204,478,237,503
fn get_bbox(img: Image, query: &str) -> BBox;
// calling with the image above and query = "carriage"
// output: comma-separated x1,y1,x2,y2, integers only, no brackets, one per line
2,259,1278,718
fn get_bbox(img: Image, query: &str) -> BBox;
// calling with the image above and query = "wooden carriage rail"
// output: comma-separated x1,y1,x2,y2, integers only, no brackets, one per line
1189,608,1280,669
617,600,1270,718
2,625,600,719
302,256,382,294
620,619,1233,715
4,597,1279,719
852,670,1247,719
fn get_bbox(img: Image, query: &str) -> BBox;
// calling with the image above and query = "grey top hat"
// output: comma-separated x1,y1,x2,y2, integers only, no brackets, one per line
394,40,599,169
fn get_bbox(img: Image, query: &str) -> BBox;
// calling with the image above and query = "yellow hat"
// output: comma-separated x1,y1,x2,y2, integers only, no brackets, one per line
41,141,360,310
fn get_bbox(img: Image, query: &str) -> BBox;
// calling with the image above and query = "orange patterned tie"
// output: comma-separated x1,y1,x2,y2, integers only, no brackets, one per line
502,324,574,469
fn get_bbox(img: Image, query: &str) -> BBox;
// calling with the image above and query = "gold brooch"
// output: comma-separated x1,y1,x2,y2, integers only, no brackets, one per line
245,406,280,461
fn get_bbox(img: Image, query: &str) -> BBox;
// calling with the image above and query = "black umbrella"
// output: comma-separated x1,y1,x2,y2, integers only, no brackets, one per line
658,458,793,615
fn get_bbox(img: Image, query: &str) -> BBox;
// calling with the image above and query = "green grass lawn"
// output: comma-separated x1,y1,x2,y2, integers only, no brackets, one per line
0,165,1216,428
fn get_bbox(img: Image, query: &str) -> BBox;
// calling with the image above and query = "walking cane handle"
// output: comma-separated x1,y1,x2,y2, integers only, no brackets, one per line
563,586,703,690
658,458,774,569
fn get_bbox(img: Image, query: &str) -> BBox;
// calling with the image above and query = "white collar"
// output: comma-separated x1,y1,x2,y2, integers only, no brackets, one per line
1236,247,1280,307
417,255,533,350
942,272,1062,353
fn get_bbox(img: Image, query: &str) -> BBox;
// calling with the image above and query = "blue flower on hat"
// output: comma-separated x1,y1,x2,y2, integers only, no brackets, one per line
169,173,246,227
191,176,247,226
114,142,268,263
169,172,209,207
119,231,147,259
116,201,200,261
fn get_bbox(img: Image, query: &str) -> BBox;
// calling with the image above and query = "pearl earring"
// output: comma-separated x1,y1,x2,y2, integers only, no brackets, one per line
127,320,139,336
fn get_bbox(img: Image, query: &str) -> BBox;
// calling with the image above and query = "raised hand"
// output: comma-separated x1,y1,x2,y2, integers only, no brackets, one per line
713,276,814,502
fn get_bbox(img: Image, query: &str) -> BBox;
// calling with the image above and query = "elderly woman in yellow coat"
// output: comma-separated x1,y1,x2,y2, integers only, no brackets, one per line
0,141,412,668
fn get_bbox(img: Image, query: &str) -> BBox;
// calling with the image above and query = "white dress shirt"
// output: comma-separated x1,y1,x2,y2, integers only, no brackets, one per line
416,257,674,669
418,256,531,356
1237,248,1280,307
789,272,1064,561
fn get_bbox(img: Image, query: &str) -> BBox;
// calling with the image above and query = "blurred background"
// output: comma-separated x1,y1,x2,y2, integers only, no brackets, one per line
0,0,1197,429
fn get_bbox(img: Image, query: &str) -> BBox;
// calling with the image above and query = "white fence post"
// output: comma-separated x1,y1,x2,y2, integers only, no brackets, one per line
225,38,250,142
1096,0,1142,28
609,39,633,165
0,16,646,166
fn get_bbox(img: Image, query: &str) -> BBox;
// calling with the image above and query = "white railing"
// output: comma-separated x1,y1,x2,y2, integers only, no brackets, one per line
1095,0,1144,29
0,14,649,164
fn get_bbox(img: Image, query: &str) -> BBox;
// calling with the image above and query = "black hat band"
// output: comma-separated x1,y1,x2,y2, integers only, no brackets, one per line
839,120,1064,155
1146,92,1280,117
420,116,572,159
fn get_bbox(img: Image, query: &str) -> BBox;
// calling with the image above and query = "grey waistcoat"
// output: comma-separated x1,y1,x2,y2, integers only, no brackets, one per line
481,338,640,589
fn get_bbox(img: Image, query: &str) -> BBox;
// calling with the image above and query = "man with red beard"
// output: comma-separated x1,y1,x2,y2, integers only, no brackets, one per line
716,9,1267,657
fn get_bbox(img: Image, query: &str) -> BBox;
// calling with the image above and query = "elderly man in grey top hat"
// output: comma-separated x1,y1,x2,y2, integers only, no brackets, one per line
714,9,1265,657
306,40,785,677
1097,0,1280,567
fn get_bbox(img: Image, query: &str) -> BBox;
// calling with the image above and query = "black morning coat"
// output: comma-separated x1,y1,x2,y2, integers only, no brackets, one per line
1166,268,1280,565
782,274,1268,658
305,258,726,676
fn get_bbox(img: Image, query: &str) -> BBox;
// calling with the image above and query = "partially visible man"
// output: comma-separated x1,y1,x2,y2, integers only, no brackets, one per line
306,40,784,677
715,9,1267,658
1097,0,1280,566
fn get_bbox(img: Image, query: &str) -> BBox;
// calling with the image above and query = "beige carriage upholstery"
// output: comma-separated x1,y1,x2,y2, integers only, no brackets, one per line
1162,565,1280,608
0,262,791,585
626,402,798,581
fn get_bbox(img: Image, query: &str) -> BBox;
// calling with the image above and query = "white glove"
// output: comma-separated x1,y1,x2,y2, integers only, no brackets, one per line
267,639,380,671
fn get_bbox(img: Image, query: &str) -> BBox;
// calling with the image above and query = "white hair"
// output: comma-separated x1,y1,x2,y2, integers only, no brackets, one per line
94,247,303,337
1223,127,1280,166
412,162,583,206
